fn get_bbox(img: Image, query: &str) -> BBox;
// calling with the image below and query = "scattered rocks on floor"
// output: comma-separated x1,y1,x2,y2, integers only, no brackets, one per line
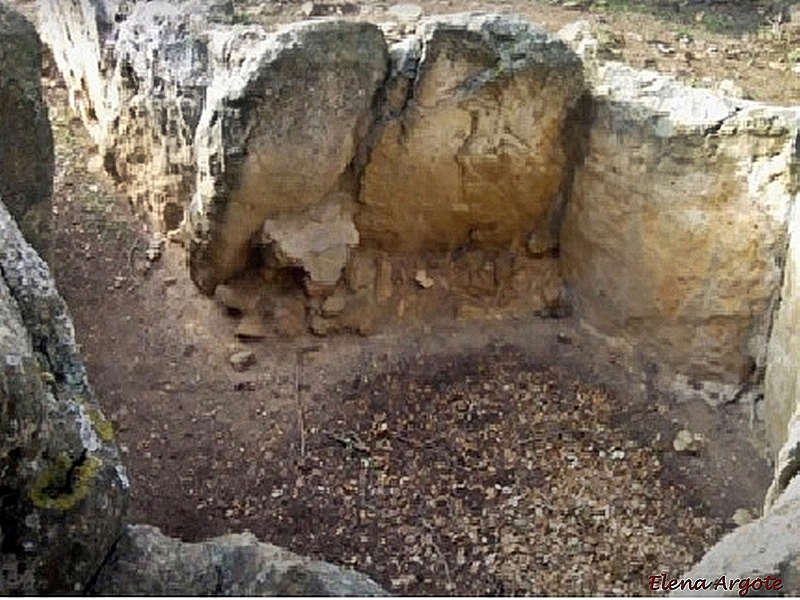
229,350,256,372
273,350,724,596
414,269,434,289
673,429,704,453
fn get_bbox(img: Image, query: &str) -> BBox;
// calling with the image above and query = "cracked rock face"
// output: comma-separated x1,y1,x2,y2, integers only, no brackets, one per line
560,63,798,401
359,14,585,254
188,19,388,293
0,4,54,262
0,201,128,595
90,524,388,596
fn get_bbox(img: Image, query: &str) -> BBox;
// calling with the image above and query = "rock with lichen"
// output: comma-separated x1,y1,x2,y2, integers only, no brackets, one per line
0,200,128,595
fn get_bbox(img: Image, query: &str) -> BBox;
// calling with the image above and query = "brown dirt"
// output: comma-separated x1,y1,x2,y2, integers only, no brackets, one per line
41,0,787,595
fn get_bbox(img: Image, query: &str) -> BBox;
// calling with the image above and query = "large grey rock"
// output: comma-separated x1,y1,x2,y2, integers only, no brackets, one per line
764,187,800,497
0,201,128,595
90,524,389,596
187,19,388,293
0,4,54,261
561,62,798,403
672,474,800,597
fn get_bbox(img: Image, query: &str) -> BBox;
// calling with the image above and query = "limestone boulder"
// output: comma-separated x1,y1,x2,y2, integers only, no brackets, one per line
358,14,585,254
764,169,800,502
188,20,388,293
261,195,360,288
561,62,797,401
0,201,128,595
672,474,800,597
90,524,389,596
0,4,54,261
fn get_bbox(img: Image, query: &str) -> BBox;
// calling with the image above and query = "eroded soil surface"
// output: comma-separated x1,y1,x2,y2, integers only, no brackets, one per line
38,0,788,595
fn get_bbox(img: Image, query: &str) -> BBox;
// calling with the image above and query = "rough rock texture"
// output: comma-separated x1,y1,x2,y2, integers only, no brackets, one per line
0,4,54,261
0,201,128,595
672,474,800,597
358,14,585,254
561,62,798,402
90,524,389,596
261,195,360,287
38,0,220,232
190,22,388,292
188,19,387,293
764,177,800,503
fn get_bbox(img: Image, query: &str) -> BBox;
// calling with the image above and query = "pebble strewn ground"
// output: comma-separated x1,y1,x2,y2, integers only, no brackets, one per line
266,350,722,596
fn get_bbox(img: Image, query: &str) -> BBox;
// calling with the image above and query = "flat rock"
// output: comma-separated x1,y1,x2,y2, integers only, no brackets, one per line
262,198,360,289
414,269,434,289
229,350,256,372
322,293,347,317
235,314,269,339
90,524,388,595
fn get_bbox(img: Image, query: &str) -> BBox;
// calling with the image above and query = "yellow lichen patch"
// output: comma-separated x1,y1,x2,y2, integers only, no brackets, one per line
29,453,101,511
72,393,115,442
87,409,114,442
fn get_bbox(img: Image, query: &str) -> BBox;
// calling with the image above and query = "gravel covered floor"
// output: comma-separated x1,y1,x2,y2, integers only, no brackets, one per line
258,348,723,596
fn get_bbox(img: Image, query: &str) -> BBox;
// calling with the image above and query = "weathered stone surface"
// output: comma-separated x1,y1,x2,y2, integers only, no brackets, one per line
38,0,215,232
235,313,269,339
321,292,347,317
561,62,797,400
358,14,585,254
0,4,54,261
764,182,800,504
90,524,389,596
0,201,128,595
261,196,360,289
229,349,256,372
188,20,388,293
672,474,800,597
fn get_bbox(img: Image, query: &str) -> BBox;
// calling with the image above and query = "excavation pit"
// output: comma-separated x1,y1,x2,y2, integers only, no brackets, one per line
33,0,800,595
